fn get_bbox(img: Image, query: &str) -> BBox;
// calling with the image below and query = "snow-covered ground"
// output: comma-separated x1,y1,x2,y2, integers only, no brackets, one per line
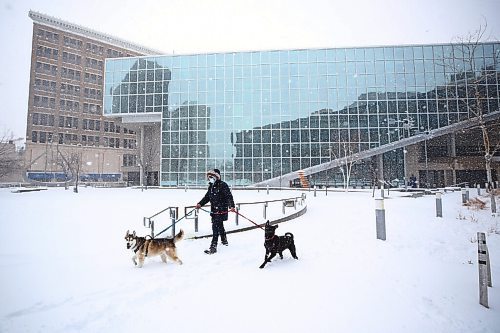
0,186,499,333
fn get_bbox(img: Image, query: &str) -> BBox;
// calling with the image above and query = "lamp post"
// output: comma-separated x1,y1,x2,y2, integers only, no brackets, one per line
421,128,429,188
401,115,414,191
138,163,143,191
403,148,408,190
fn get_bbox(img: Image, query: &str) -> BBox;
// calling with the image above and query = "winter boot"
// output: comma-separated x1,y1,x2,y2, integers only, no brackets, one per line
204,246,217,255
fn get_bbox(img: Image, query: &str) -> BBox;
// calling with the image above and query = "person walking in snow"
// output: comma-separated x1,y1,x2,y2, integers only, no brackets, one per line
196,169,235,254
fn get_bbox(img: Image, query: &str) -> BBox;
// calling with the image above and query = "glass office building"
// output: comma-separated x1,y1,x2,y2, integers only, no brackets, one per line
104,43,500,186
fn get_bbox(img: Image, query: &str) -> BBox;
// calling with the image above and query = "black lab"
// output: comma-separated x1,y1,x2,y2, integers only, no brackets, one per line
259,221,298,269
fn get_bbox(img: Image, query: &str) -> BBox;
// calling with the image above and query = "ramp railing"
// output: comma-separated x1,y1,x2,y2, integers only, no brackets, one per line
143,206,179,238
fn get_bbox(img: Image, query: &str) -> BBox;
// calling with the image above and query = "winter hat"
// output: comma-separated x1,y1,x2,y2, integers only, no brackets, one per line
207,169,221,180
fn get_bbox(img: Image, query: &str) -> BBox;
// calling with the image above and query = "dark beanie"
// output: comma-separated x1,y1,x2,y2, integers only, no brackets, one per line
214,169,221,176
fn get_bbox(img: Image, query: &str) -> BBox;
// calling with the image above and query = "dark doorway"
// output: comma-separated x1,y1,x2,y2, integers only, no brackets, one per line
147,171,159,186
127,172,140,186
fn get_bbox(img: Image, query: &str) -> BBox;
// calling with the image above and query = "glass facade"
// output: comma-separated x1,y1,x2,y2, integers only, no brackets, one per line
104,43,500,186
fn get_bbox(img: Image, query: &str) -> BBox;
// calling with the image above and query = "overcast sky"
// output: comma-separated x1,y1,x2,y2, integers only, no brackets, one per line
0,0,499,141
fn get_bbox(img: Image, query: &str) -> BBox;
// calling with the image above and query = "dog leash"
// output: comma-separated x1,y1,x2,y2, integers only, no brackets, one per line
198,207,265,231
154,208,197,238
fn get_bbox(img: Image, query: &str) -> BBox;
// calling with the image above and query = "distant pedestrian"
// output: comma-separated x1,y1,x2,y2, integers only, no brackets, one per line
196,169,235,254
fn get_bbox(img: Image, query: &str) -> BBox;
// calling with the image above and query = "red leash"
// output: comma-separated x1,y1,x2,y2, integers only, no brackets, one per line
233,210,265,230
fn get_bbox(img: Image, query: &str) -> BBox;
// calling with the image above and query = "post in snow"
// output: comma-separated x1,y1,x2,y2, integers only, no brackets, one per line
436,192,443,218
491,193,497,215
314,185,317,197
194,209,199,233
477,232,492,308
375,197,386,241
235,204,240,226
461,188,468,204
266,185,269,195
477,184,481,196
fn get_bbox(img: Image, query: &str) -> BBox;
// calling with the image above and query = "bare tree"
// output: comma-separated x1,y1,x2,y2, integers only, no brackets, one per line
439,21,500,189
57,145,84,193
330,141,358,192
0,131,23,180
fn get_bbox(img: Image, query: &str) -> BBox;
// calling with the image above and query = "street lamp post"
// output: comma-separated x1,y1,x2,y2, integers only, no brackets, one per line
138,163,143,191
401,115,414,191
423,130,429,188
403,148,408,190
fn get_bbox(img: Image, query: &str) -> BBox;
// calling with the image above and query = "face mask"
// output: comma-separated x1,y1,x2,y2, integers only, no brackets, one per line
208,176,215,184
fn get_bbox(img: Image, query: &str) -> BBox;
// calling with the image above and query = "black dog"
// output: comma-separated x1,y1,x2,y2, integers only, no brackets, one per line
259,221,298,269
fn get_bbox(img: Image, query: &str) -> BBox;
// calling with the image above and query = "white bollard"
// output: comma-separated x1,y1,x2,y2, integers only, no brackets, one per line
375,198,386,241
436,192,443,217
461,188,468,204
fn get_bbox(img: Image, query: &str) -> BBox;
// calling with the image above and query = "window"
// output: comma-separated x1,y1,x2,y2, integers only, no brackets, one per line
39,132,46,143
123,154,137,166
63,36,82,49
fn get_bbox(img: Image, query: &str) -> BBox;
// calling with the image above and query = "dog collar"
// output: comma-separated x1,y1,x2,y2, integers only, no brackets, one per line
265,235,277,241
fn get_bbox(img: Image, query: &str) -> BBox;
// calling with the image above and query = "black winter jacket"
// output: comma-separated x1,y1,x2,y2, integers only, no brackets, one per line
198,180,235,222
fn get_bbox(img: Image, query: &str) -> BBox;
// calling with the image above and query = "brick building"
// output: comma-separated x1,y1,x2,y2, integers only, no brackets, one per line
25,11,162,185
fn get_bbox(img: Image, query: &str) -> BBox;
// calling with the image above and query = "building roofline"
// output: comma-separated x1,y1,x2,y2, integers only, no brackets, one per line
108,40,500,59
28,10,163,56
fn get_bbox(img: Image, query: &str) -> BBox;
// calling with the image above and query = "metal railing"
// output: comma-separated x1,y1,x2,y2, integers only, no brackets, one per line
142,193,307,237
185,192,306,226
143,206,179,238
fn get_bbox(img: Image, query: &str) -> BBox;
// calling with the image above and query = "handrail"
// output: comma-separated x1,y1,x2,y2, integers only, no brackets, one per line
143,193,308,238
183,193,307,233
143,206,179,238
146,206,178,220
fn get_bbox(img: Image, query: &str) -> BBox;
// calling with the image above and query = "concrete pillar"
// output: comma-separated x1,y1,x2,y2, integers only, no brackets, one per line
377,154,384,184
139,126,144,189
448,133,457,186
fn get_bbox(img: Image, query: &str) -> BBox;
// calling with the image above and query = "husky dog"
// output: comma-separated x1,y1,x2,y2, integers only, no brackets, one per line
125,230,184,268
259,221,298,269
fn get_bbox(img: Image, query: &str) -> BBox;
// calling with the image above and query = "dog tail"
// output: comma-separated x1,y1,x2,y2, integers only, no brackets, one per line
174,229,184,243
285,232,294,239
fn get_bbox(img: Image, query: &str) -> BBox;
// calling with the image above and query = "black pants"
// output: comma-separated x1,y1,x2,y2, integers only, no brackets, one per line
210,219,227,248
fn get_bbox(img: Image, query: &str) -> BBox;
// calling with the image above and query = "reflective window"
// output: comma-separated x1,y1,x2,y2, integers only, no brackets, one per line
103,43,500,186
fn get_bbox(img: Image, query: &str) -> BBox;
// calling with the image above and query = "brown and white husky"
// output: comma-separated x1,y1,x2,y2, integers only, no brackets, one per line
125,230,184,268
